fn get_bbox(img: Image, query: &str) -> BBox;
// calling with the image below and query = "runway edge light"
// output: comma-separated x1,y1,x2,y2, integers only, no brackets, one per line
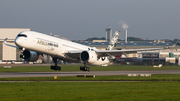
54,76,57,79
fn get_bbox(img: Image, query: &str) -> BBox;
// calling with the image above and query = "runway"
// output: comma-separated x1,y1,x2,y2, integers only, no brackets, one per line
1,70,180,78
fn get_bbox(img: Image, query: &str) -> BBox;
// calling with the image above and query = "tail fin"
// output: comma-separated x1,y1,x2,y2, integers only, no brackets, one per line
106,31,120,50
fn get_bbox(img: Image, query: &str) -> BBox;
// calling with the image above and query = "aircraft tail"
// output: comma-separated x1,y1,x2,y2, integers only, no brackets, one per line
106,31,120,50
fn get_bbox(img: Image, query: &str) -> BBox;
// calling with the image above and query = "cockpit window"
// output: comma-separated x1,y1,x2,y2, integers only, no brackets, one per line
18,34,27,37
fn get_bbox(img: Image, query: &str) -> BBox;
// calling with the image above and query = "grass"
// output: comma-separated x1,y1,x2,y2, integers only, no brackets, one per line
0,65,180,72
1,65,180,101
0,81,180,101
1,74,180,81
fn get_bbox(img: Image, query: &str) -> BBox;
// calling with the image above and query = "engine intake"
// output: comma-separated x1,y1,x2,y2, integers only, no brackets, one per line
80,51,97,63
22,50,39,61
80,51,89,61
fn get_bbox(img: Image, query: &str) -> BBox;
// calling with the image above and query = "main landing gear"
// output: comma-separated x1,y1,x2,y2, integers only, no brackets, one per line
51,58,61,71
80,62,90,72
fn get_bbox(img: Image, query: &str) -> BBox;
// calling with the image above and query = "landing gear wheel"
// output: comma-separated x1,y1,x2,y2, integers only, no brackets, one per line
80,66,90,72
85,67,90,72
51,65,61,71
57,66,61,71
50,58,61,71
87,67,90,72
80,62,90,71
80,66,83,71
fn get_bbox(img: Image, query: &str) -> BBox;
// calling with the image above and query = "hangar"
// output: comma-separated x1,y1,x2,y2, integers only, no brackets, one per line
0,28,30,62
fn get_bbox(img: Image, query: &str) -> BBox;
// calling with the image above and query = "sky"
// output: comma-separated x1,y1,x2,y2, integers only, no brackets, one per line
0,0,180,40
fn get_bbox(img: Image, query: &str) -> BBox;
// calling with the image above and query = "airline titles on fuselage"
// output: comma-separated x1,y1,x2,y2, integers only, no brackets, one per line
37,39,58,48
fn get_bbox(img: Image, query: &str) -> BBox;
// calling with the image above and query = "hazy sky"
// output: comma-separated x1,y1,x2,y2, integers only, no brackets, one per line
0,0,180,40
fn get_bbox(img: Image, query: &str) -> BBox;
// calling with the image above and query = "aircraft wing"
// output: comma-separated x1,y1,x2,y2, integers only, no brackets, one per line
64,51,82,59
96,42,180,57
65,48,164,59
95,48,165,57
65,42,179,58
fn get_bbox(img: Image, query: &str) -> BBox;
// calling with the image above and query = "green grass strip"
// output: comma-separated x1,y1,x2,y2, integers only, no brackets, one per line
0,82,180,101
0,65,180,72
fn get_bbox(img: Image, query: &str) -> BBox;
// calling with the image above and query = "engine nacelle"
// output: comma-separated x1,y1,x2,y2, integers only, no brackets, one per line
22,50,39,61
80,51,97,63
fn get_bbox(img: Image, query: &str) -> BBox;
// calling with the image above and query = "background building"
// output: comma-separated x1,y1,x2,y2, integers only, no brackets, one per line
0,28,30,62
105,28,112,42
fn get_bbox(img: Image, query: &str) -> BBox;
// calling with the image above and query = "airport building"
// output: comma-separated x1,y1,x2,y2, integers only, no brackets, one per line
0,28,30,63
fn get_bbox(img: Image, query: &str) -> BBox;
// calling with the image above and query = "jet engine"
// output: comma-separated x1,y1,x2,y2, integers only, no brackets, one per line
21,50,39,61
80,51,97,63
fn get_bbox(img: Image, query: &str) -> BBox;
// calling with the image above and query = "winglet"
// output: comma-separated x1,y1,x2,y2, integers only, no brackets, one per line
172,41,180,47
4,38,9,45
164,41,180,49
4,38,8,43
106,31,120,50
4,38,19,48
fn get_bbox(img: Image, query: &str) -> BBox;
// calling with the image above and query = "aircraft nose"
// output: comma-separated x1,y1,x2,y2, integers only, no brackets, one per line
15,38,23,47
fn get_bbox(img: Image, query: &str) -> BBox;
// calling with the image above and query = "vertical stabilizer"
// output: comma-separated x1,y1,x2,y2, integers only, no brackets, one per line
106,31,120,50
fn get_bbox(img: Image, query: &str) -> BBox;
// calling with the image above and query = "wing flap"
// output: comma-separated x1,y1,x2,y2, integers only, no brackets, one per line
64,50,82,59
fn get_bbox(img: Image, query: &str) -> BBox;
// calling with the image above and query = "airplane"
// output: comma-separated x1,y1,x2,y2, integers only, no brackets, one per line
4,30,179,71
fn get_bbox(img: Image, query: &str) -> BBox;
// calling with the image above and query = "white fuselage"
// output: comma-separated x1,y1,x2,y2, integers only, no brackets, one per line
15,31,110,65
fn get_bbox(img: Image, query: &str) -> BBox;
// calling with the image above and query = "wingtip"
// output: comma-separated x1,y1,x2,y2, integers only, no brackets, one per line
169,41,180,48
3,38,19,48
4,38,8,41
173,41,180,46
116,30,120,33
4,38,8,43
